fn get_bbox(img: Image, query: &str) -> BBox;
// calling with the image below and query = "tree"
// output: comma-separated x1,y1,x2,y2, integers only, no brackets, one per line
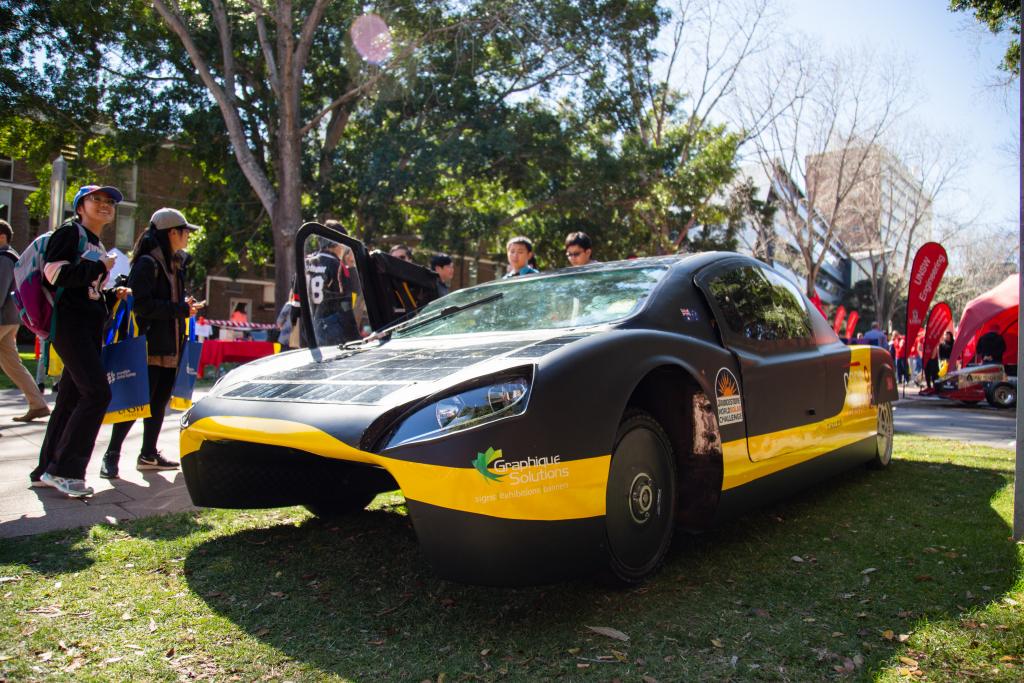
150,0,684,299
733,43,912,298
610,0,777,251
950,0,1021,77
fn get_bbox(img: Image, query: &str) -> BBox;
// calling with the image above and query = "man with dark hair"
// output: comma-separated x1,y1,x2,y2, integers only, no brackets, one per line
390,244,413,262
564,231,595,266
975,324,1007,365
430,253,454,296
0,219,49,423
504,236,539,278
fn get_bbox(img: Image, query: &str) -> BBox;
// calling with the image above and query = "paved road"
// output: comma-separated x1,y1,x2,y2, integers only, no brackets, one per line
893,388,1016,450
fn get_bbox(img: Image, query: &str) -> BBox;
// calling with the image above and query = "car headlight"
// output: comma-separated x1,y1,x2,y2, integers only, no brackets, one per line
385,372,532,448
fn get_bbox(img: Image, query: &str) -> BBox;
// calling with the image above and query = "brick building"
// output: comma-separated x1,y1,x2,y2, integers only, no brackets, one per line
1,149,279,325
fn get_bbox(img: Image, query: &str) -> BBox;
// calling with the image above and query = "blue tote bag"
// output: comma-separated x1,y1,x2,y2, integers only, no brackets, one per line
170,317,202,411
102,297,152,424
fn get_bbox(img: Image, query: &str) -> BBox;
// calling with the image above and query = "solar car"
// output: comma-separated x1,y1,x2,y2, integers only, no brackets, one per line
181,223,898,585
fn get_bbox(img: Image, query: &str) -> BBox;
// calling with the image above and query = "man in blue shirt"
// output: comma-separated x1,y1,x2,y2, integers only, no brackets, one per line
862,321,888,347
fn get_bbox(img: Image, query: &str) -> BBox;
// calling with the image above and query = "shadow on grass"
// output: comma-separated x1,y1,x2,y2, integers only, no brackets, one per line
181,457,1018,681
0,510,215,577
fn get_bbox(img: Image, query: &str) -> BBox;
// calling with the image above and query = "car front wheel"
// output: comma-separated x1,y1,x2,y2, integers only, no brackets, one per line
987,382,1016,409
605,411,677,583
869,401,894,469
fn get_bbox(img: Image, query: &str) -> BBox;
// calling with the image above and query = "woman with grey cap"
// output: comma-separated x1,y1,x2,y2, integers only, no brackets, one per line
100,207,203,479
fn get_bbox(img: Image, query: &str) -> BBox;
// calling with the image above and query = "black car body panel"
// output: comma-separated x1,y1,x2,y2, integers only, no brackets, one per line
181,239,896,585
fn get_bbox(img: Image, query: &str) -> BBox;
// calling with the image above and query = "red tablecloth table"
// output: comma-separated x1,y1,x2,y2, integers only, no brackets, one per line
197,340,280,378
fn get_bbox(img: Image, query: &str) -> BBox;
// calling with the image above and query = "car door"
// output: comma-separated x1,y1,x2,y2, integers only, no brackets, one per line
696,260,826,462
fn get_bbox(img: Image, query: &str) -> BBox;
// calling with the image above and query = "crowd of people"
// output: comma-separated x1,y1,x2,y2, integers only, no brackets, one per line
3,218,606,498
295,228,600,344
7,202,1017,499
849,318,1012,392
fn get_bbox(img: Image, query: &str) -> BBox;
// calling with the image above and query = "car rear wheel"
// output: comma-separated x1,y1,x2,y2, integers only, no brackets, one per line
605,411,677,583
987,382,1016,409
869,401,894,469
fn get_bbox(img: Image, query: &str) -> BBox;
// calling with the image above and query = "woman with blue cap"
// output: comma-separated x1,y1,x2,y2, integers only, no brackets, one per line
31,184,130,497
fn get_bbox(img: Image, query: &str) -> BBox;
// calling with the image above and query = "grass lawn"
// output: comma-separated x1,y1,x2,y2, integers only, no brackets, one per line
1,435,1021,681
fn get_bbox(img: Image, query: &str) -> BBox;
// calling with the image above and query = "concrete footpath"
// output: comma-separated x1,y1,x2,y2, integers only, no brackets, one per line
0,387,201,540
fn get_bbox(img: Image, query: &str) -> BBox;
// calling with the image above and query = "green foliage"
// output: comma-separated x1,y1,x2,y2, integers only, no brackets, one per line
950,0,1021,75
3,0,745,286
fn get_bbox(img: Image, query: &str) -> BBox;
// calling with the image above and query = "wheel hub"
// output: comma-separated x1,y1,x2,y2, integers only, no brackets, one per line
629,472,656,523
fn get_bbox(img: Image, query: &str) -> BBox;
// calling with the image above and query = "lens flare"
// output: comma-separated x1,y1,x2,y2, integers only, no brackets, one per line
351,13,392,64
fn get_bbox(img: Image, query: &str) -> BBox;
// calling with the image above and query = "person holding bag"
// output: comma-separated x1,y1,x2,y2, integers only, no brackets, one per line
32,185,130,497
100,208,202,478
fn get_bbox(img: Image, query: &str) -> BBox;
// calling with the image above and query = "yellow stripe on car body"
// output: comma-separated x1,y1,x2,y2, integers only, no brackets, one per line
181,416,610,522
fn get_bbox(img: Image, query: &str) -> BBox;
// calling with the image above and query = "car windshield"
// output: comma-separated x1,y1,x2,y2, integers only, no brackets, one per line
393,266,667,338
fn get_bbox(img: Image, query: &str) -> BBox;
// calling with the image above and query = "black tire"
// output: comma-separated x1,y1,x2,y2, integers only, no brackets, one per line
304,489,379,518
987,382,1016,409
869,401,893,469
605,411,677,583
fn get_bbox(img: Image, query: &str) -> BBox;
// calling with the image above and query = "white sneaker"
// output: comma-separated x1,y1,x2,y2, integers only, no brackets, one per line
40,472,94,497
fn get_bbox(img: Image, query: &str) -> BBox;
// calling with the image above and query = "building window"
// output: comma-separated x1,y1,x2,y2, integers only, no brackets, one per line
116,207,136,250
0,186,11,223
0,157,12,182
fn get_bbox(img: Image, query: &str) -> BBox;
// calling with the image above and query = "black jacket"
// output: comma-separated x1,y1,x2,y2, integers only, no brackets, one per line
128,241,191,357
45,219,116,325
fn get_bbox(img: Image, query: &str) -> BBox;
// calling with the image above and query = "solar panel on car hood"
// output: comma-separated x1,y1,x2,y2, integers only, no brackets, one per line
219,334,592,405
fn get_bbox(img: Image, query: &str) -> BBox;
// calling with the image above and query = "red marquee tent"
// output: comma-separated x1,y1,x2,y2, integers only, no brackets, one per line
949,273,1019,368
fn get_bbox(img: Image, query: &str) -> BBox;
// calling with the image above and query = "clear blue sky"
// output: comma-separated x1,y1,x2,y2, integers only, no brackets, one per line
784,0,1019,232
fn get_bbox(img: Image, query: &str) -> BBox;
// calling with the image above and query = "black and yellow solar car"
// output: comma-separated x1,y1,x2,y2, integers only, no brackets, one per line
181,223,897,585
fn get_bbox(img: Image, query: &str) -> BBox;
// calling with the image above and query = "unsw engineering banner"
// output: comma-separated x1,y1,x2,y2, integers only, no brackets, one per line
846,310,859,338
832,305,847,335
920,302,953,362
904,242,948,358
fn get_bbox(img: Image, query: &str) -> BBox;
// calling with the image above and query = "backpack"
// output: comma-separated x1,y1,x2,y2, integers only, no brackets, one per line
12,223,88,340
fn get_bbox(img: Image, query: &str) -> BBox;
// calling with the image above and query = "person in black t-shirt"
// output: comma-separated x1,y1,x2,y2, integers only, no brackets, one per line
31,185,130,497
305,238,359,345
975,325,1007,365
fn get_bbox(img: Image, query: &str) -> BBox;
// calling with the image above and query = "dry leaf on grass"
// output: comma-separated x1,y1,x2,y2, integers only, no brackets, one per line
586,626,629,641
